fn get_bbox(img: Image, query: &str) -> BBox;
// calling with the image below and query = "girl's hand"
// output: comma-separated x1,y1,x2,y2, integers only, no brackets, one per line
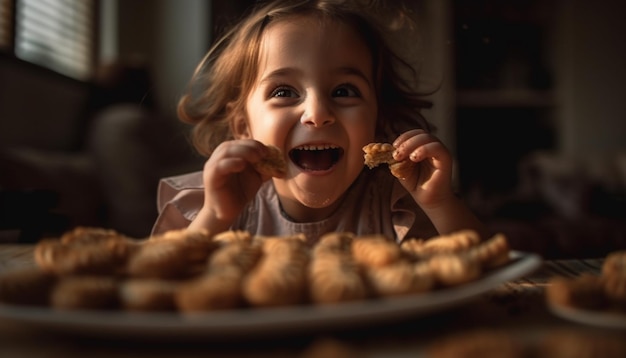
190,139,273,232
392,130,488,238
392,129,456,209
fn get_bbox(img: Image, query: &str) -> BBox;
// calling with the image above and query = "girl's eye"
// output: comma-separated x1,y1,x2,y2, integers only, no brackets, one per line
270,86,298,98
332,84,361,98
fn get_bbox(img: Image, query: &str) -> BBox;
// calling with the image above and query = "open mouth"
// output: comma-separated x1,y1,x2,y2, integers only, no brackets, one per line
289,144,344,171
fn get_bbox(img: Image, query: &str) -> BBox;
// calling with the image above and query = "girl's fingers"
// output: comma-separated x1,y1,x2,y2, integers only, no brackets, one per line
393,131,441,161
204,139,269,188
393,129,427,147
212,157,248,176
215,139,268,165
205,157,247,190
408,142,450,167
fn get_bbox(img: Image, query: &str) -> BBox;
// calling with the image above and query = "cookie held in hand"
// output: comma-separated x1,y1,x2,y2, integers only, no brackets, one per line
362,142,415,179
254,145,287,178
363,143,396,169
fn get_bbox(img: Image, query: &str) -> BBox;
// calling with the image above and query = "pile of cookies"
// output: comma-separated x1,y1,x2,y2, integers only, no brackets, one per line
546,250,626,314
0,227,511,312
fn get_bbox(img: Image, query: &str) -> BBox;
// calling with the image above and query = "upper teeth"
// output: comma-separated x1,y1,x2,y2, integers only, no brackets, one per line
295,144,339,151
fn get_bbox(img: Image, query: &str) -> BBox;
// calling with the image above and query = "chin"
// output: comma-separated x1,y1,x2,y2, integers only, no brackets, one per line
295,190,336,209
278,168,357,209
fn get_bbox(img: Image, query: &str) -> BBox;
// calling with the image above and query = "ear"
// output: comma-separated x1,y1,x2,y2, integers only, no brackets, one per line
229,103,251,139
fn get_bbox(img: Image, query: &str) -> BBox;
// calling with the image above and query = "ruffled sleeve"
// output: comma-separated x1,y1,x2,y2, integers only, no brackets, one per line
151,171,204,235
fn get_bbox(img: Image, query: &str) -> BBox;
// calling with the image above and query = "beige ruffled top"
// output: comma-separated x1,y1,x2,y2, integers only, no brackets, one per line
152,168,436,244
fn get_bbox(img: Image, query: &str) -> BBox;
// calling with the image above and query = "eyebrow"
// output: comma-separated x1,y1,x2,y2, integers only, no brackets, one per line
259,67,301,84
259,66,373,87
336,66,373,88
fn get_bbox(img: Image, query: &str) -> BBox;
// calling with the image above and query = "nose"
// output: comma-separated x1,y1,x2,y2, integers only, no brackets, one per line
300,95,335,128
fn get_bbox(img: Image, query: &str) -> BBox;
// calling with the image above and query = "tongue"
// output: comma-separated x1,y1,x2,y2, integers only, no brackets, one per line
297,150,334,171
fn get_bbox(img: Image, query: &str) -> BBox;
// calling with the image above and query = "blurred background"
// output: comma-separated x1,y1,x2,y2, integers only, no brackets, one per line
0,0,625,257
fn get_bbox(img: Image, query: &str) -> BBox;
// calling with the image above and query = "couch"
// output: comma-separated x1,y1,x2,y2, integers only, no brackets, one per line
0,104,202,242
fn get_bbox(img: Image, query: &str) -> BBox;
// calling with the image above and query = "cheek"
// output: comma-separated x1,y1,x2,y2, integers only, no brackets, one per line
354,106,378,140
354,119,377,145
349,122,376,164
243,100,270,140
246,111,292,144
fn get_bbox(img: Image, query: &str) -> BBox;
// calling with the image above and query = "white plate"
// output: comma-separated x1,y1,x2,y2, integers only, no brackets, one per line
549,303,626,329
0,251,542,340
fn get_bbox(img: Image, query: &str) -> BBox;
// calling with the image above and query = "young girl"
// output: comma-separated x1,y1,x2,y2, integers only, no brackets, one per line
152,0,486,243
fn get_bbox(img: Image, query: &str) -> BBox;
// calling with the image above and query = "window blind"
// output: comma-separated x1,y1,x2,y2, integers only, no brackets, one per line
15,0,95,80
0,0,12,49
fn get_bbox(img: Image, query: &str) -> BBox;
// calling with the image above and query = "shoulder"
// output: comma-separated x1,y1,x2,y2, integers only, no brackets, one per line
156,171,203,209
152,171,204,235
160,171,203,190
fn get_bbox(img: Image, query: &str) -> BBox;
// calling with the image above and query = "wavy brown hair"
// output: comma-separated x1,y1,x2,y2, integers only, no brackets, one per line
178,0,432,158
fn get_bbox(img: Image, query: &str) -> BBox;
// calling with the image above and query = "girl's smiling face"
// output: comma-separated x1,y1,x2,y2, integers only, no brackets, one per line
236,16,378,222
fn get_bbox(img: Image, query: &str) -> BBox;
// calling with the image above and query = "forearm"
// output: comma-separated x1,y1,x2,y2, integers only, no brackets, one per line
421,195,489,240
187,206,233,235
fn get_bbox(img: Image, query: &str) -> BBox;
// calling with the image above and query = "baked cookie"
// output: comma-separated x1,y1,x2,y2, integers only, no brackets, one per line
399,237,426,258
59,226,130,245
388,160,416,180
0,267,57,306
207,240,262,274
603,274,626,310
362,142,416,179
401,230,481,259
308,252,368,304
602,250,626,278
363,142,396,169
351,235,402,268
545,274,608,310
413,261,437,291
428,253,481,286
34,236,137,276
312,232,354,257
242,250,309,307
212,230,252,245
260,235,309,264
366,260,434,297
148,229,216,257
126,240,187,279
128,229,217,279
254,145,287,178
119,278,178,311
467,233,510,269
127,240,200,279
175,268,244,312
51,276,119,310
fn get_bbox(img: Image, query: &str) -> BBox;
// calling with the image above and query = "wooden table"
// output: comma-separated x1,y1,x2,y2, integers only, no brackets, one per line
0,244,624,357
